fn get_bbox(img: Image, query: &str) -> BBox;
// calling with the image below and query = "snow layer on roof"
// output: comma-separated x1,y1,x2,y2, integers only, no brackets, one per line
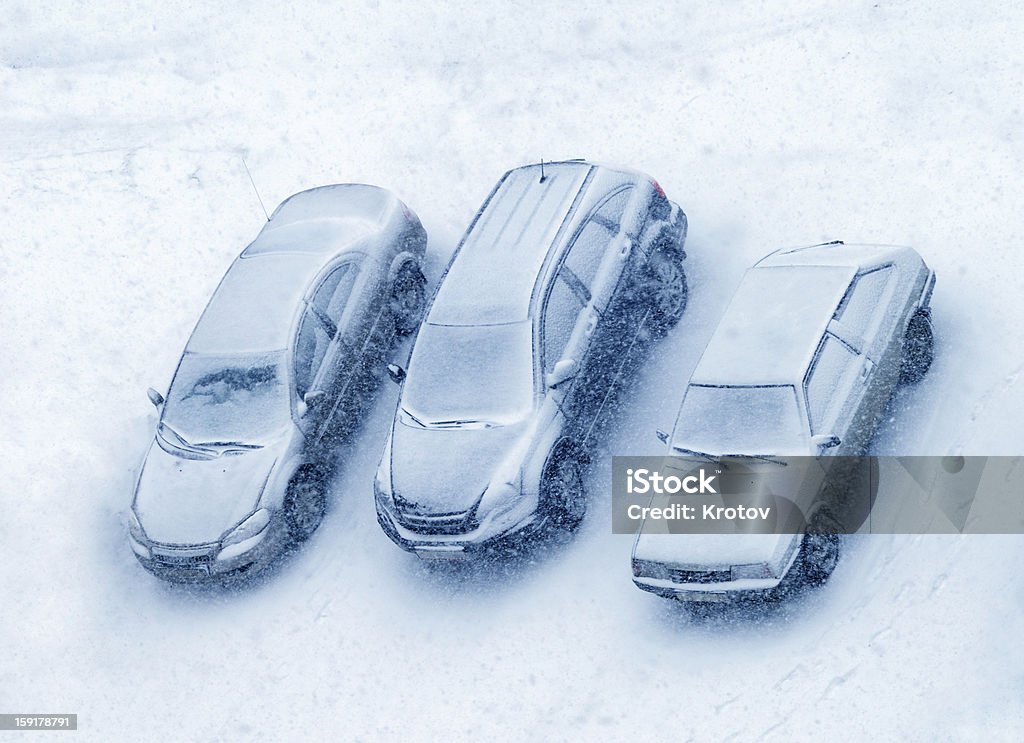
758,242,918,270
691,265,856,385
186,253,321,354
428,162,591,325
266,184,395,229
243,218,377,257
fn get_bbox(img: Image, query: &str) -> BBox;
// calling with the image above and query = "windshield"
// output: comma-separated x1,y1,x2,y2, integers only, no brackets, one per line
400,322,534,427
161,351,290,446
672,384,805,456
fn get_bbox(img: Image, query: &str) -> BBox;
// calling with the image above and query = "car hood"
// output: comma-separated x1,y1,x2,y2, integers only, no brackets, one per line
390,421,526,515
133,440,278,545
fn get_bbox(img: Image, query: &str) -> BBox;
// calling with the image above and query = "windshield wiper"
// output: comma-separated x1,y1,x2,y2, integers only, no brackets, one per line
195,441,263,450
401,408,428,428
670,446,722,464
158,423,218,456
426,419,497,429
159,423,207,451
726,454,788,466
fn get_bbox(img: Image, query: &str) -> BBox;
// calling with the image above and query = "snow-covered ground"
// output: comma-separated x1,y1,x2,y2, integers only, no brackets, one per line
2,1,1023,740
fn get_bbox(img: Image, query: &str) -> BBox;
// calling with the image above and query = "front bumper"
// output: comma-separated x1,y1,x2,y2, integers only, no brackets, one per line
632,574,783,602
375,497,537,558
129,520,288,582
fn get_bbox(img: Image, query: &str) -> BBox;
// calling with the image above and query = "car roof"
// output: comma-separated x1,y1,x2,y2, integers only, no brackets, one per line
755,241,920,271
690,264,856,386
188,185,403,354
427,160,646,325
186,253,326,354
267,183,397,230
691,242,924,386
241,183,397,259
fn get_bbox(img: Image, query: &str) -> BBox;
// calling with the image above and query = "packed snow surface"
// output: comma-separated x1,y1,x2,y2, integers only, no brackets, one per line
2,1,1023,740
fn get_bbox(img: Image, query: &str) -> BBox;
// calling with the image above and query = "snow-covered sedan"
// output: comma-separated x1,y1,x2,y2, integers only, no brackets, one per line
128,184,427,582
375,159,689,558
632,241,936,600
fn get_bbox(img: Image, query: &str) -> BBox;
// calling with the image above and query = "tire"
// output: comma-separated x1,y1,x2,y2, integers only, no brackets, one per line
390,264,427,336
794,531,840,586
899,311,934,384
284,466,328,543
540,448,587,532
641,247,688,335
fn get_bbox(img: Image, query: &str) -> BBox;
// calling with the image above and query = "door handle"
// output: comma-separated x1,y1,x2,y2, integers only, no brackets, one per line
860,359,875,381
585,312,598,336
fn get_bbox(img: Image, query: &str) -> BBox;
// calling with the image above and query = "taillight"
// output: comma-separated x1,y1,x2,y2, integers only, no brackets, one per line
651,180,666,198
631,558,642,577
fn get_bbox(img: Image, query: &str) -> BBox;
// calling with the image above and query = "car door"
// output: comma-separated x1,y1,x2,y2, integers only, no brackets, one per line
293,259,361,440
803,332,869,454
829,266,897,444
541,269,588,431
325,257,390,434
564,187,633,314
560,187,635,424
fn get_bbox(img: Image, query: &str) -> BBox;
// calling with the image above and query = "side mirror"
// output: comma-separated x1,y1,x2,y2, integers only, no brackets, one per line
545,358,578,389
147,388,165,408
386,363,407,384
655,429,669,445
811,434,841,450
298,390,325,419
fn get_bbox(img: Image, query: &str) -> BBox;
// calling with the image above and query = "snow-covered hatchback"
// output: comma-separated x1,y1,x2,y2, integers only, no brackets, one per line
129,185,427,582
375,160,689,558
632,241,936,601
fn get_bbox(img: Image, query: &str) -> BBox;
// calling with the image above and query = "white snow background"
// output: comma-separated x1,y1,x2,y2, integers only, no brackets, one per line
2,1,1023,740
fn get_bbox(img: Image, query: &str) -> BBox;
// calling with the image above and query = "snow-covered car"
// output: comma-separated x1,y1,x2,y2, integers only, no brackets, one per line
374,159,689,558
632,241,936,601
128,184,428,582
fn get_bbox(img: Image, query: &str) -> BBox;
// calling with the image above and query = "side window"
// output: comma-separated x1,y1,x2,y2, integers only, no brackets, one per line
804,334,858,434
565,188,633,291
542,275,585,374
833,267,892,339
312,262,360,324
293,310,332,398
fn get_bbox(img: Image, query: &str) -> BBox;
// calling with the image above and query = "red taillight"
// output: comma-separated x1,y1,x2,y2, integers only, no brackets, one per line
651,180,666,198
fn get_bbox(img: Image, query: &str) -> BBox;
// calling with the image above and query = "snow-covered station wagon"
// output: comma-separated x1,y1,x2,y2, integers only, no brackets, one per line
375,160,689,558
632,241,936,601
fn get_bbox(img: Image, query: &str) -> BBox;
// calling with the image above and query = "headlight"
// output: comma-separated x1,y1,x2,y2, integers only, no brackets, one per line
374,438,393,502
128,509,146,541
221,509,271,548
127,510,151,559
730,563,774,581
477,474,523,521
632,558,670,580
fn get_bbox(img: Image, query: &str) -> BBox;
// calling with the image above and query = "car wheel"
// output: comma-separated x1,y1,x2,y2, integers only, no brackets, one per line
284,466,328,542
541,449,587,532
899,311,934,384
390,264,427,336
795,531,840,586
642,247,688,335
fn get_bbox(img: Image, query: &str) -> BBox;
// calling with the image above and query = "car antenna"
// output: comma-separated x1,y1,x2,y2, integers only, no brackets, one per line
242,157,270,222
539,158,546,183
